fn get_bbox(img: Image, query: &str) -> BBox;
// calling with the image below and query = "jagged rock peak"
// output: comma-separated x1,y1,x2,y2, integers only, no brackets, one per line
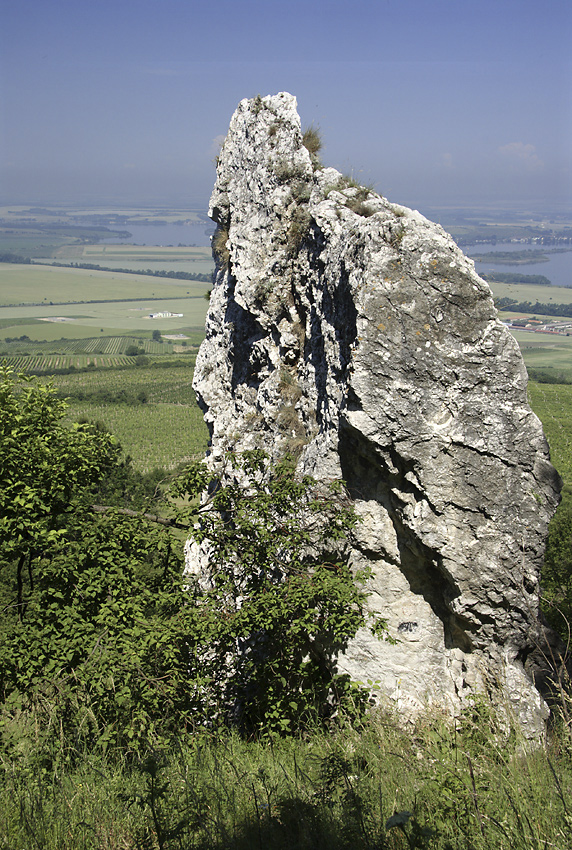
192,92,561,736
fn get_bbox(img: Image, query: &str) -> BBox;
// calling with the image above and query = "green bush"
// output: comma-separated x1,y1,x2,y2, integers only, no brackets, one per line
172,451,386,735
0,371,386,755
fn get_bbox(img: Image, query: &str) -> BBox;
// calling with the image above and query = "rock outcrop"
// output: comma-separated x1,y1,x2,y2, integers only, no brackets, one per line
192,92,561,736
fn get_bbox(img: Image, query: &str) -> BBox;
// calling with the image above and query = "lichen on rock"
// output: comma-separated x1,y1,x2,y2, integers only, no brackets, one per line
191,92,561,737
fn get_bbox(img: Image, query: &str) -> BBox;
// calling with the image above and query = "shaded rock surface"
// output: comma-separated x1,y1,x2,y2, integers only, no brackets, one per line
192,92,561,736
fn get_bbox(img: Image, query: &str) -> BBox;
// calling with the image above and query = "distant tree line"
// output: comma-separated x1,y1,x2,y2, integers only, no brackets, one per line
43,260,213,283
3,335,31,343
495,297,572,318
0,252,31,264
0,253,212,283
527,368,572,385
57,386,150,406
483,272,551,286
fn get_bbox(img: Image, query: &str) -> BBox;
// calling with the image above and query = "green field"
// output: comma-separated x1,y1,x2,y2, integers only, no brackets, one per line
528,381,572,482
47,362,209,471
0,262,209,305
1,300,207,336
42,243,215,275
511,332,572,379
0,263,210,340
489,279,572,305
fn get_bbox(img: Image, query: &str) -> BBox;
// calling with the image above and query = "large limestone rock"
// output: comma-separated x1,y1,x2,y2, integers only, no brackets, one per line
192,92,561,736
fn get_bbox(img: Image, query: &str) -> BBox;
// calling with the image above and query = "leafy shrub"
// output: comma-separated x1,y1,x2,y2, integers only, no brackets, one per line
0,371,385,754
125,344,144,356
173,451,387,734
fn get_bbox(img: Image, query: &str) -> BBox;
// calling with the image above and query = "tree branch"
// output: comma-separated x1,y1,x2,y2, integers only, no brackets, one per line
90,505,189,529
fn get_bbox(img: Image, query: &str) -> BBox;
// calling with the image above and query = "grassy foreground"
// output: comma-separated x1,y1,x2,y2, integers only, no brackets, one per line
1,705,571,850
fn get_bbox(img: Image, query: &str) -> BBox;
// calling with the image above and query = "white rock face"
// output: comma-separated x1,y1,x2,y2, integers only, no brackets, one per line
192,93,561,737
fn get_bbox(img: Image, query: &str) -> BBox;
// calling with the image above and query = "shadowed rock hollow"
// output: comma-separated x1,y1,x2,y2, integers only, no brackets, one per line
191,92,561,736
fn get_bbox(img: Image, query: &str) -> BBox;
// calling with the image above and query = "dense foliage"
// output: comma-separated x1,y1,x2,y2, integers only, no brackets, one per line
1,369,572,849
0,369,379,756
484,272,551,285
495,295,572,317
173,451,385,734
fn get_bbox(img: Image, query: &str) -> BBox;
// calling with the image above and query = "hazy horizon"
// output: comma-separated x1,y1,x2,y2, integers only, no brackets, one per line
1,0,571,214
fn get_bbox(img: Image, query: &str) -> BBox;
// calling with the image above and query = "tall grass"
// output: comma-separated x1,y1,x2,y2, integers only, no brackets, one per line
528,380,572,483
1,704,571,849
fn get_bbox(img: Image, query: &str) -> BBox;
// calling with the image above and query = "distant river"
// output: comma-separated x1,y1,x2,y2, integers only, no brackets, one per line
103,222,214,248
467,242,572,289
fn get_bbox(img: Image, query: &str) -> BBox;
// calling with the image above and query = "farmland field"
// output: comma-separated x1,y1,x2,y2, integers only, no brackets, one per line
0,298,208,337
489,280,572,307
41,244,215,275
512,332,572,380
0,263,209,305
48,362,209,471
0,263,210,341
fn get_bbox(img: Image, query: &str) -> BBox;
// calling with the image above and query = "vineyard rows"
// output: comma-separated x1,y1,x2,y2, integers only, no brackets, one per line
62,337,173,355
63,401,208,472
52,364,198,405
45,363,206,469
0,354,132,372
0,337,177,356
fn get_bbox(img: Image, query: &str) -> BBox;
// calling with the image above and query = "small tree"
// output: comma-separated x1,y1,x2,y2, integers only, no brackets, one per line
0,368,119,620
0,371,385,752
173,451,387,734
0,369,197,753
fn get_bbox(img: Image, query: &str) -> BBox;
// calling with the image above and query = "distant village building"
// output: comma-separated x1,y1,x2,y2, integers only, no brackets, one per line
148,311,184,319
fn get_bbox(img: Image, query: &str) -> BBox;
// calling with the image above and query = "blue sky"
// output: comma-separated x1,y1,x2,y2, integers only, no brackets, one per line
1,0,571,211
